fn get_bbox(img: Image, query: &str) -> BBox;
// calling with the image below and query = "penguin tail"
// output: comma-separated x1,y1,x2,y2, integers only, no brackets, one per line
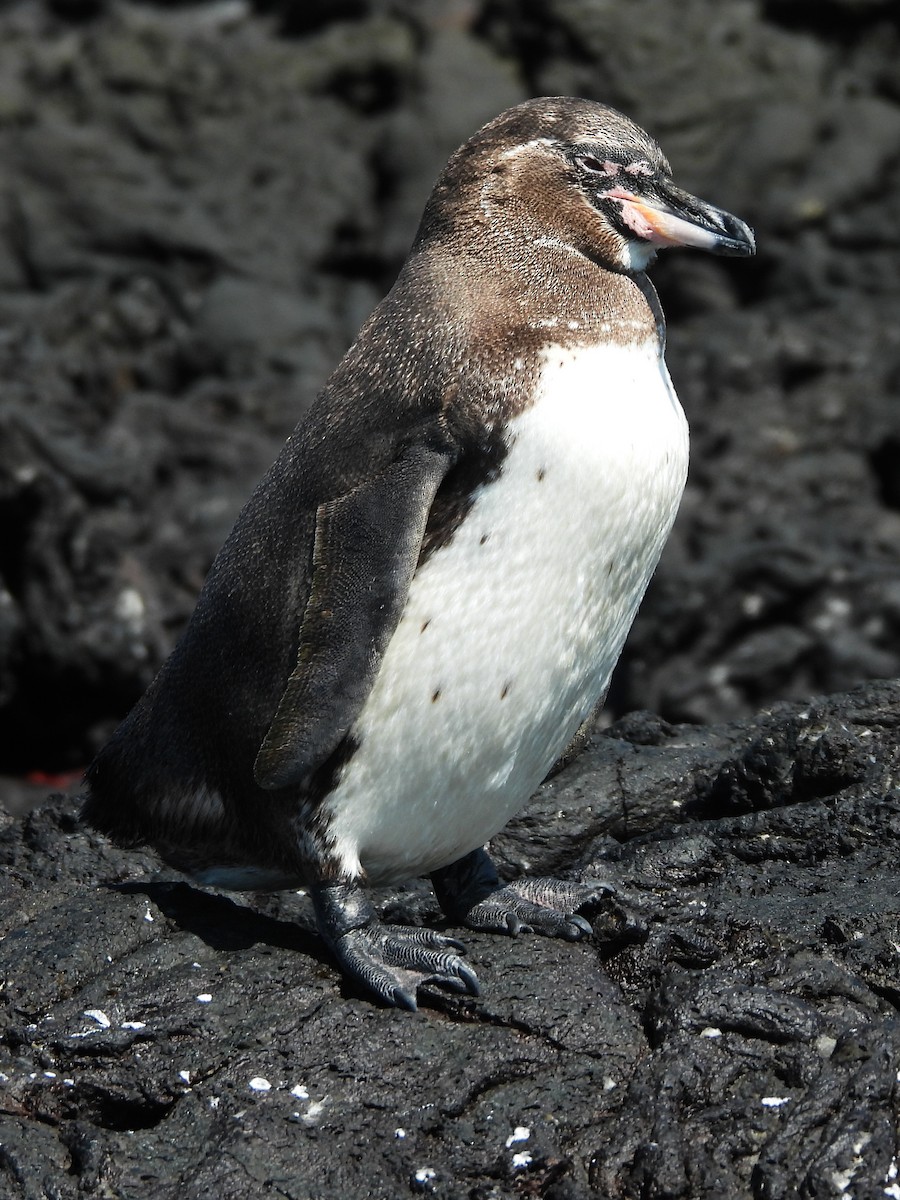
80,761,151,849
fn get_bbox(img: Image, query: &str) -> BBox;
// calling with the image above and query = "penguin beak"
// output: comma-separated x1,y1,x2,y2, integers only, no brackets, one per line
608,183,756,257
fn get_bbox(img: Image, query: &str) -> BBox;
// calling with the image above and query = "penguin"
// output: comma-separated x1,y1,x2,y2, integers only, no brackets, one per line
83,97,755,1010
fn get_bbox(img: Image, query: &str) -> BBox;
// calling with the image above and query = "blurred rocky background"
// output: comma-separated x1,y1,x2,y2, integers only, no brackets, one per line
1,2,900,1196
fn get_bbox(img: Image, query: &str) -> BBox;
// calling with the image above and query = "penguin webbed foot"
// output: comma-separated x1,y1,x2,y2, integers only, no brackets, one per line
457,877,605,940
432,848,613,941
311,880,480,1011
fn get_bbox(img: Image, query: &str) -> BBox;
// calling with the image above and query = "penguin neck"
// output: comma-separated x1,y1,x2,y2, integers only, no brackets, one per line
529,248,665,350
384,242,668,431
451,237,667,354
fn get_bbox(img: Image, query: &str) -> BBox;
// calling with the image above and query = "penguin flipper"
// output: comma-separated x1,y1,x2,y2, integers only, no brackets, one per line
254,440,452,791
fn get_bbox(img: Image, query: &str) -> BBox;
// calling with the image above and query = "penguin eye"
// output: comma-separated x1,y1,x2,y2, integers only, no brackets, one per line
575,154,615,175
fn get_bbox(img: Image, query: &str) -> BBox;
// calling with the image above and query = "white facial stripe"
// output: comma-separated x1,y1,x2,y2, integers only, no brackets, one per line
497,137,556,162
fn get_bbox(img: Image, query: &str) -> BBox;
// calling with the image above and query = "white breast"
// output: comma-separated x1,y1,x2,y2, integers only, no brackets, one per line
321,340,689,884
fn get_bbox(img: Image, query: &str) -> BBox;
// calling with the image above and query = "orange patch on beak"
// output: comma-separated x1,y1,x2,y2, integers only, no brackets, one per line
615,193,724,252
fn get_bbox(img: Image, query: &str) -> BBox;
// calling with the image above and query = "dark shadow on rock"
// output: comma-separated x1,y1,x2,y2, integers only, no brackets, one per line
112,879,324,959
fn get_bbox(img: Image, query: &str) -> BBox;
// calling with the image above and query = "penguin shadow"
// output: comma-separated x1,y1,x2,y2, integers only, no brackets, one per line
110,879,326,963
111,879,479,1012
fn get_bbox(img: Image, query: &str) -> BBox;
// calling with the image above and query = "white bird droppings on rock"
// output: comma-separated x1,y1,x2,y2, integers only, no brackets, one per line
830,1135,868,1194
816,1034,838,1057
505,1126,530,1147
83,1009,111,1028
248,1077,271,1092
303,1099,326,1122
114,586,145,625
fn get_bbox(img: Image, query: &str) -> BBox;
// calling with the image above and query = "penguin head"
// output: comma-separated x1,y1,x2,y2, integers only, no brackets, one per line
419,97,755,275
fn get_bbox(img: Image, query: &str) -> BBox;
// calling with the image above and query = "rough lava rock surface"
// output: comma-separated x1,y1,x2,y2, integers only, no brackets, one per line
2,681,900,1197
1,0,899,1196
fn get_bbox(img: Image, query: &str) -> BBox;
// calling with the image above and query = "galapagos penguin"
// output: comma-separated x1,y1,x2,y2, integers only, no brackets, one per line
83,97,755,1009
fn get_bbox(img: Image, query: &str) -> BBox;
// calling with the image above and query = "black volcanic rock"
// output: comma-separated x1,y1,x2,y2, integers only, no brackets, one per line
2,681,900,1197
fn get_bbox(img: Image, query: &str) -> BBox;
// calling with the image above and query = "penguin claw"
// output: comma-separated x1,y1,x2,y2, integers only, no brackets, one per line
449,961,481,996
388,956,481,1010
569,913,595,938
391,986,419,1012
504,912,531,936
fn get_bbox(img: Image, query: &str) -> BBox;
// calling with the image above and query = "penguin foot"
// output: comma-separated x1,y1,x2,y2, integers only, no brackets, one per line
312,880,481,1010
336,925,481,1010
460,879,594,940
432,848,612,941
